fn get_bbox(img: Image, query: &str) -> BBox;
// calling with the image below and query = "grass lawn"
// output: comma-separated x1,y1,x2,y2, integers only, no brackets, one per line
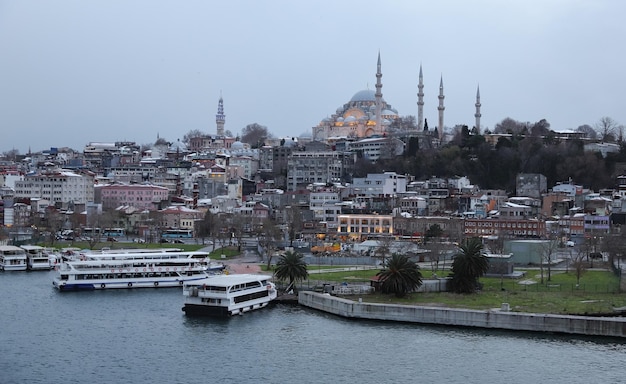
298,265,626,316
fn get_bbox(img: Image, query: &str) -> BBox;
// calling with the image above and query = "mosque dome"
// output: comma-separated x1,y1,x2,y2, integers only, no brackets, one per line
231,141,244,150
344,116,357,123
283,138,298,148
169,140,188,152
350,89,376,102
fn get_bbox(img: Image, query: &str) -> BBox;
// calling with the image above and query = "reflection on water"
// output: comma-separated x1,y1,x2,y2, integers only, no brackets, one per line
0,271,625,384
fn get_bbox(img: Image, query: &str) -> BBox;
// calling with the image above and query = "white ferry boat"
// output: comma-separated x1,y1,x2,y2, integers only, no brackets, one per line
21,245,56,270
52,249,223,291
0,245,28,271
182,274,277,316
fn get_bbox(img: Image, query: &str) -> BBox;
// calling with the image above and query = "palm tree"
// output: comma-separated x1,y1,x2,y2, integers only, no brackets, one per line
449,237,489,294
273,251,308,294
376,254,423,298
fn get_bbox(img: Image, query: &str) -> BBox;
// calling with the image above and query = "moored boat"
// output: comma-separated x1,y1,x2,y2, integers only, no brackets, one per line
20,245,56,270
52,249,223,291
0,245,28,271
182,274,277,317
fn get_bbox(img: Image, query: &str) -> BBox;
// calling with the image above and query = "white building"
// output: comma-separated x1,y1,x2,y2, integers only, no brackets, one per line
347,137,405,161
14,169,95,205
351,172,407,197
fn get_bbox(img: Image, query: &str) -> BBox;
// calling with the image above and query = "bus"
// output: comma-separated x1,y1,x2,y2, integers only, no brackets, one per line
161,229,193,239
103,228,125,237
82,228,102,238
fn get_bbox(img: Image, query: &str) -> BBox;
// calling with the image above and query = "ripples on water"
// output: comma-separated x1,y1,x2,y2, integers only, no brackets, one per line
1,271,625,384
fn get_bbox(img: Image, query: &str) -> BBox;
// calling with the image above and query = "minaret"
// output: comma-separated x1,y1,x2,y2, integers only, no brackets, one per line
474,85,481,133
375,52,383,134
417,64,424,131
437,75,445,140
216,93,225,137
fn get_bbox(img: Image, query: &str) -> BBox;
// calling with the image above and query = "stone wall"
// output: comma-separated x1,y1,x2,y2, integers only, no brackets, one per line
299,292,626,338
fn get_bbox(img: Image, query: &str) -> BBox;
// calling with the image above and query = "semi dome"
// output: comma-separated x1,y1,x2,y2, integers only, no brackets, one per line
350,89,376,102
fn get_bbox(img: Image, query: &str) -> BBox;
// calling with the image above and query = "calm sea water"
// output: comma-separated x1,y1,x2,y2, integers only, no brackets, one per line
1,271,626,384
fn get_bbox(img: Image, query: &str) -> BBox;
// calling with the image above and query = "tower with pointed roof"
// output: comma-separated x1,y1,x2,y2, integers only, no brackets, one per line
437,76,445,140
216,95,225,137
374,52,383,135
474,85,481,133
417,64,424,131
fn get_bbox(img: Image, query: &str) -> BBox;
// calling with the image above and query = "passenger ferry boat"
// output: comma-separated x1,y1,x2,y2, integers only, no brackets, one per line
52,249,224,291
21,245,56,270
182,274,277,316
0,245,28,271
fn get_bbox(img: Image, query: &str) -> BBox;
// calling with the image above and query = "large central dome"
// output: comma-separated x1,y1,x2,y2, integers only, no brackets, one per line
350,89,376,102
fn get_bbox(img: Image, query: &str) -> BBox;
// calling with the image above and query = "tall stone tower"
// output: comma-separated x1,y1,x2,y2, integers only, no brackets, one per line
417,64,424,131
437,76,445,140
375,52,383,134
216,95,225,137
474,85,481,133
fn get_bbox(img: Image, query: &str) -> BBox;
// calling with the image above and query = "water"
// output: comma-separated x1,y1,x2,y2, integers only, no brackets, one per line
2,271,626,384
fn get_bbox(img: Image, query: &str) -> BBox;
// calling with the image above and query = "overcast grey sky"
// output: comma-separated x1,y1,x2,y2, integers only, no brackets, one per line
1,0,624,153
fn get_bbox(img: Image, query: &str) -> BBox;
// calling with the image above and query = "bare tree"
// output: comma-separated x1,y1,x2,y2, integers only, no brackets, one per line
540,239,559,283
196,210,217,245
2,148,19,162
284,205,303,246
424,241,445,273
229,214,247,252
241,123,270,148
182,129,205,145
595,116,619,142
374,236,395,266
576,124,597,140
493,117,527,135
570,249,587,287
257,218,281,269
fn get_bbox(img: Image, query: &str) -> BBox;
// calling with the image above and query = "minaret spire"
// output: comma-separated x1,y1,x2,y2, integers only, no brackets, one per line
375,52,383,135
216,92,225,137
437,75,445,140
474,84,481,133
417,64,424,131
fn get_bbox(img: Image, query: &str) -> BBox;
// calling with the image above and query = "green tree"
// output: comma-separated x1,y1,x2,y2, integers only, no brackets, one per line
274,251,308,293
376,254,423,298
449,237,489,294
424,224,443,243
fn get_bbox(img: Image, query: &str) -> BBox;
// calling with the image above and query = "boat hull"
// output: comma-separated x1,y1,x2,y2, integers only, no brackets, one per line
53,276,208,291
182,301,271,317
1,264,27,271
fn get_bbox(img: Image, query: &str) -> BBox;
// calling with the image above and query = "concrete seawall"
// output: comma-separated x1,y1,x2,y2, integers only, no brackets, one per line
298,292,626,338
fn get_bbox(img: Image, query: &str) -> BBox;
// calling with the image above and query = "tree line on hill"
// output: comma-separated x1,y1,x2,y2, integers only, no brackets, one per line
359,117,626,194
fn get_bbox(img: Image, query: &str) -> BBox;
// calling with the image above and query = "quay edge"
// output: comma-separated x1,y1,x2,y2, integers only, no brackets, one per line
298,291,626,338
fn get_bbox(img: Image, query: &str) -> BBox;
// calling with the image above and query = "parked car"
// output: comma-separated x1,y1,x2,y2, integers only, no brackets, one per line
590,252,603,259
159,238,170,243
106,237,118,242
566,241,575,247
173,239,185,244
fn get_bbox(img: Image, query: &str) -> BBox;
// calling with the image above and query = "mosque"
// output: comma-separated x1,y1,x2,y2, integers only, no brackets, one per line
312,54,482,143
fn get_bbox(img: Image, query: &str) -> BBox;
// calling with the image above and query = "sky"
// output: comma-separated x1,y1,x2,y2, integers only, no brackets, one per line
1,0,625,154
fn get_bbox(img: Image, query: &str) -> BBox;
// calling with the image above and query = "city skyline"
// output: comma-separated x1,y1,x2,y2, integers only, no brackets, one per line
1,1,625,153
